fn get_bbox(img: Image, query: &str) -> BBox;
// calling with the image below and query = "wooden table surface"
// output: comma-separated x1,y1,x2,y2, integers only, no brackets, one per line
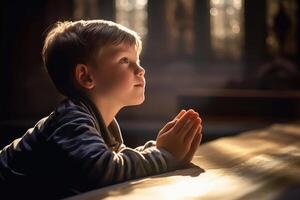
66,123,300,200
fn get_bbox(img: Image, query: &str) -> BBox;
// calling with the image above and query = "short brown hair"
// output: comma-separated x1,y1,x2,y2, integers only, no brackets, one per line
42,20,142,97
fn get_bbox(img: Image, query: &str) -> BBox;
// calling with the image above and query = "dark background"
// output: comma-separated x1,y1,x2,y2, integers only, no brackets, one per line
1,0,300,148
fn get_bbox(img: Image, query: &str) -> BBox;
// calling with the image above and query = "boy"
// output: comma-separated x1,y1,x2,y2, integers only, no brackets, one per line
0,20,202,199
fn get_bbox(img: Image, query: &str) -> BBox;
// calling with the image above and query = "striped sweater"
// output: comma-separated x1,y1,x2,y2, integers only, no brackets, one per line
0,97,182,199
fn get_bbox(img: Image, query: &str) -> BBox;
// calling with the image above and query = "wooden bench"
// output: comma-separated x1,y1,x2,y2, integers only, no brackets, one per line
66,122,300,200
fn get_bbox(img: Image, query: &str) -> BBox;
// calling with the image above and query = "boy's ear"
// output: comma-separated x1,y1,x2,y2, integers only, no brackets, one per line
74,64,95,90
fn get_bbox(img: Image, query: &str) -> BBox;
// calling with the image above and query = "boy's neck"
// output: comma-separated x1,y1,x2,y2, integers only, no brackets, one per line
90,95,122,127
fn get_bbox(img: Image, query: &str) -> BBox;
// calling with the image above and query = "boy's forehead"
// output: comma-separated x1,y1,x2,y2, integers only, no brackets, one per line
99,43,138,57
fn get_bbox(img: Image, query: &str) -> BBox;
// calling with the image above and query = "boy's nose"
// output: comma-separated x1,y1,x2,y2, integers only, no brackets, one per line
136,65,145,77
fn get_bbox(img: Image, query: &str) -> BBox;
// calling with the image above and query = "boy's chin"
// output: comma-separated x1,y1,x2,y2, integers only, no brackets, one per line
134,97,145,105
127,96,145,106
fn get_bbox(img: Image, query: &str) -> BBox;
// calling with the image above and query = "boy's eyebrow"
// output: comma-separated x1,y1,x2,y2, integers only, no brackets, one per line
114,49,139,60
100,44,139,61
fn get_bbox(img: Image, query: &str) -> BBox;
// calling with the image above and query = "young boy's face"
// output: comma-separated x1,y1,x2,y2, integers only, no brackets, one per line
91,42,146,107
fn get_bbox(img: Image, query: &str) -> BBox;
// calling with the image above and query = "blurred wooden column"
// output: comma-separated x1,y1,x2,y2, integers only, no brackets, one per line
144,0,168,63
297,0,300,67
98,0,115,21
194,0,212,64
244,0,267,78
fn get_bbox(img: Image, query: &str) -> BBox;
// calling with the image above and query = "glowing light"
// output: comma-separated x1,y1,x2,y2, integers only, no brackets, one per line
232,25,240,33
136,0,148,9
212,0,222,5
210,0,244,59
233,0,242,9
210,8,218,16
226,7,234,15
115,0,148,41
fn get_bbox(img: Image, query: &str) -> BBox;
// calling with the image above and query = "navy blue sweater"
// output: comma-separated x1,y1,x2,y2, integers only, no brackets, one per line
0,97,181,199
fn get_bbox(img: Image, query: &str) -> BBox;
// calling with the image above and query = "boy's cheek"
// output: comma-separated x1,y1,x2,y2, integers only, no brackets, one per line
94,70,135,97
117,74,135,89
107,79,133,96
95,79,115,94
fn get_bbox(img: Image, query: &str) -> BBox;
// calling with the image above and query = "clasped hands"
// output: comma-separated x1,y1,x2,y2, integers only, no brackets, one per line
156,109,202,164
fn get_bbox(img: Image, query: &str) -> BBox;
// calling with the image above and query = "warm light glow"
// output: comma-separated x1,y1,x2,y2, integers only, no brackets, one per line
232,24,240,33
164,0,195,55
233,0,242,9
110,147,300,199
115,0,148,42
210,8,218,16
210,0,244,60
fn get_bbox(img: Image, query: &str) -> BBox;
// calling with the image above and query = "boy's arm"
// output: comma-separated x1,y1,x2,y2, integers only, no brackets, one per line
49,120,182,190
134,140,156,152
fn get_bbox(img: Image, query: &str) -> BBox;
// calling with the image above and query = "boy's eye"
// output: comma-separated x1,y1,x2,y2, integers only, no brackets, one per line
119,57,129,64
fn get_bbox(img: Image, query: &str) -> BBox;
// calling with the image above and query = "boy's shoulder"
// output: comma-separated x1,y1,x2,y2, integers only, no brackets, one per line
52,98,97,124
55,98,93,118
44,98,99,134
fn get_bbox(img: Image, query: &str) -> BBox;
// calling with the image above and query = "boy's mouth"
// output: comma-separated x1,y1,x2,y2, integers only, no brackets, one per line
134,81,145,87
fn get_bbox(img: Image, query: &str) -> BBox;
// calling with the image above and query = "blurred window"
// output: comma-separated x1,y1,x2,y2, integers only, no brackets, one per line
210,0,244,60
115,0,148,43
165,0,195,56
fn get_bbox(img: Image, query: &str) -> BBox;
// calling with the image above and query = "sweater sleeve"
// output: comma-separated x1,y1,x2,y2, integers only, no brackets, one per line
134,140,157,151
48,118,182,191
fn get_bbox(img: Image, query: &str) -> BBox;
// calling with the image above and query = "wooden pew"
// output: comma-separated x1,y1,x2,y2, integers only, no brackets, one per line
66,122,300,200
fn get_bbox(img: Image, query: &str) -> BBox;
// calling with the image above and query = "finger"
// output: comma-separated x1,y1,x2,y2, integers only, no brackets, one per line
191,109,199,117
159,110,187,136
174,109,186,120
184,127,202,163
198,121,203,133
198,116,202,124
177,116,198,140
190,110,202,124
172,110,198,133
189,109,199,118
183,118,201,145
158,120,177,136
